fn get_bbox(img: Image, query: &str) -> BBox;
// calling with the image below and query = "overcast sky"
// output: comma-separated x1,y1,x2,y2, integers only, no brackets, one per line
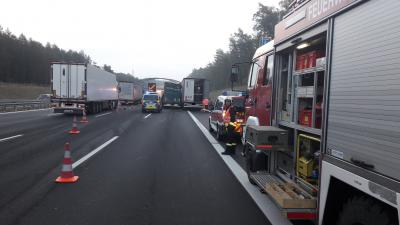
1,0,280,81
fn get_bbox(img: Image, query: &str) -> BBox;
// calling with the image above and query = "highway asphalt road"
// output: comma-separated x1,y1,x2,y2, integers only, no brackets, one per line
0,106,280,225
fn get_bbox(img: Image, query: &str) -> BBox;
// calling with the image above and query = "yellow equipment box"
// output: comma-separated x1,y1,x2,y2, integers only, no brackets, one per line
297,156,314,178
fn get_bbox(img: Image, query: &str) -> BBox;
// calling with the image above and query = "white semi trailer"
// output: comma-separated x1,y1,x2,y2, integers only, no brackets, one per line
118,82,143,105
51,63,118,114
181,78,209,107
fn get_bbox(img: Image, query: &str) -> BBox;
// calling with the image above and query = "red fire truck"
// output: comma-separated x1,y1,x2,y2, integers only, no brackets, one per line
234,0,400,224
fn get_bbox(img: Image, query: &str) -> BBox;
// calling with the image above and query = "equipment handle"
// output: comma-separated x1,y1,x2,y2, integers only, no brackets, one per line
350,158,375,170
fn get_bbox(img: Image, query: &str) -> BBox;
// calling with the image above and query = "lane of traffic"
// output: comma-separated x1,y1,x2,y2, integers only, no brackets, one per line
16,109,270,225
0,106,144,225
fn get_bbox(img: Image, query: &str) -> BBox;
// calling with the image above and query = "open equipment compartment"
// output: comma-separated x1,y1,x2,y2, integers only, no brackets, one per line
294,34,326,130
244,125,317,219
246,24,330,221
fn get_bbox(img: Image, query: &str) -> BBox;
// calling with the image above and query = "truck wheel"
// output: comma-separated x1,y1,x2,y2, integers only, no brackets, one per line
208,119,213,132
245,147,256,185
336,196,392,225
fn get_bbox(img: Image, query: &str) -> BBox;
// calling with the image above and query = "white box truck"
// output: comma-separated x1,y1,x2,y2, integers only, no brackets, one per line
118,82,143,105
51,63,119,114
182,78,209,107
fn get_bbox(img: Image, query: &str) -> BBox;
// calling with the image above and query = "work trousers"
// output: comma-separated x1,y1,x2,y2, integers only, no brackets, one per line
225,124,237,154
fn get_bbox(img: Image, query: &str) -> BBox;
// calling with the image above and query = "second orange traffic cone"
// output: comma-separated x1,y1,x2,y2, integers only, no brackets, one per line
55,143,79,183
69,115,80,134
80,109,89,124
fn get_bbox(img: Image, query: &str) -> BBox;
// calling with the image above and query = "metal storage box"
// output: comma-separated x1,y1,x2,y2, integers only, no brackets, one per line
245,126,289,151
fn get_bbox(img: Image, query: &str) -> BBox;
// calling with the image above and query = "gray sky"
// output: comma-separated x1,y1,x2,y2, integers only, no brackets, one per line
1,0,280,81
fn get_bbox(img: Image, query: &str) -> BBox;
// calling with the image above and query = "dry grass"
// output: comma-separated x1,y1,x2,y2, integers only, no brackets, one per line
0,82,50,100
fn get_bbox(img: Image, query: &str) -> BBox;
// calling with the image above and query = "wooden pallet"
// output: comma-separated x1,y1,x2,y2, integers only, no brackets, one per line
251,173,317,209
265,181,316,209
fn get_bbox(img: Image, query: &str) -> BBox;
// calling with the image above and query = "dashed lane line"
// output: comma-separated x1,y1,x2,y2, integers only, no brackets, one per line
95,112,112,118
0,134,24,143
72,136,119,168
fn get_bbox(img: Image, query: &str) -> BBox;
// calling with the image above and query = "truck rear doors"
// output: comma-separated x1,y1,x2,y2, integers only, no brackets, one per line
52,63,86,99
183,79,194,103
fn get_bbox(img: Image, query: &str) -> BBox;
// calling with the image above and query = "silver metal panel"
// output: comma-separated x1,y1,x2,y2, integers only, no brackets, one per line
132,84,143,102
86,65,118,101
118,82,134,101
51,64,61,97
327,0,400,181
183,79,194,103
69,64,85,99
60,64,68,98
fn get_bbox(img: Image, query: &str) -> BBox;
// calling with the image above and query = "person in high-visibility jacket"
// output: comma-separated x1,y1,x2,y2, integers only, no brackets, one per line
221,99,239,155
202,98,209,110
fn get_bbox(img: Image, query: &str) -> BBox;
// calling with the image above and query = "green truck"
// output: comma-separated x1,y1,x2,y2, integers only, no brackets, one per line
163,82,181,106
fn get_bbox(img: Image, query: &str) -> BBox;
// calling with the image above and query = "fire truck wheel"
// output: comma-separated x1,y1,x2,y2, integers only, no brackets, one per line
336,196,392,225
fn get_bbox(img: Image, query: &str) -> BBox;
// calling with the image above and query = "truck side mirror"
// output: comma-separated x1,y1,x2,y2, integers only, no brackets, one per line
231,65,239,83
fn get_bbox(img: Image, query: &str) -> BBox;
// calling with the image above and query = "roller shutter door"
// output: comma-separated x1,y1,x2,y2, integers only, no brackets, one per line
326,0,400,181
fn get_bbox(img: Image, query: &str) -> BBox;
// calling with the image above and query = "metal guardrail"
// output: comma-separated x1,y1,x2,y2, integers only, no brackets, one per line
0,100,50,113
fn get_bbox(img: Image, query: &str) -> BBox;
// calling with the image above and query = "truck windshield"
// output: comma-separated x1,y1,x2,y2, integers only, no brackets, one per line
143,95,158,101
232,98,245,109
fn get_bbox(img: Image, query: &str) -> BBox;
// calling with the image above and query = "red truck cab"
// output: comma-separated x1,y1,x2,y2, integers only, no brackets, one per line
244,40,275,127
209,95,245,141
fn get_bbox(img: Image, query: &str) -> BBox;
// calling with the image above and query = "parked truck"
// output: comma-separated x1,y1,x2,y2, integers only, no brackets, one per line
163,82,181,106
181,78,209,107
118,82,143,105
235,0,400,224
51,63,118,114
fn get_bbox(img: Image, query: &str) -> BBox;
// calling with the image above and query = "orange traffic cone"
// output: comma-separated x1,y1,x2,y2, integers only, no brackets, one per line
68,115,80,134
80,109,89,123
55,143,79,183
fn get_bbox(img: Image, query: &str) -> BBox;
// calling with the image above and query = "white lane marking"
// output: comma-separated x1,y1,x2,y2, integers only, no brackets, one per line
47,113,63,116
187,111,292,225
144,113,151,119
0,134,24,143
95,112,112,118
72,136,119,168
0,108,50,115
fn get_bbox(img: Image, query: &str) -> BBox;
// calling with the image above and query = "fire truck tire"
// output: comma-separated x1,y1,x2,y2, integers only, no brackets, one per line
336,196,392,225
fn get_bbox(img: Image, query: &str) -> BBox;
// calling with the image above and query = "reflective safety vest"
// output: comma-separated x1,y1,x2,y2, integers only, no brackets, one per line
228,121,241,133
223,106,231,124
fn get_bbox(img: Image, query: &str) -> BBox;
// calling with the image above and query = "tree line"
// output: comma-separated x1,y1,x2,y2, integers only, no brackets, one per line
0,26,139,85
0,27,92,85
188,1,290,91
